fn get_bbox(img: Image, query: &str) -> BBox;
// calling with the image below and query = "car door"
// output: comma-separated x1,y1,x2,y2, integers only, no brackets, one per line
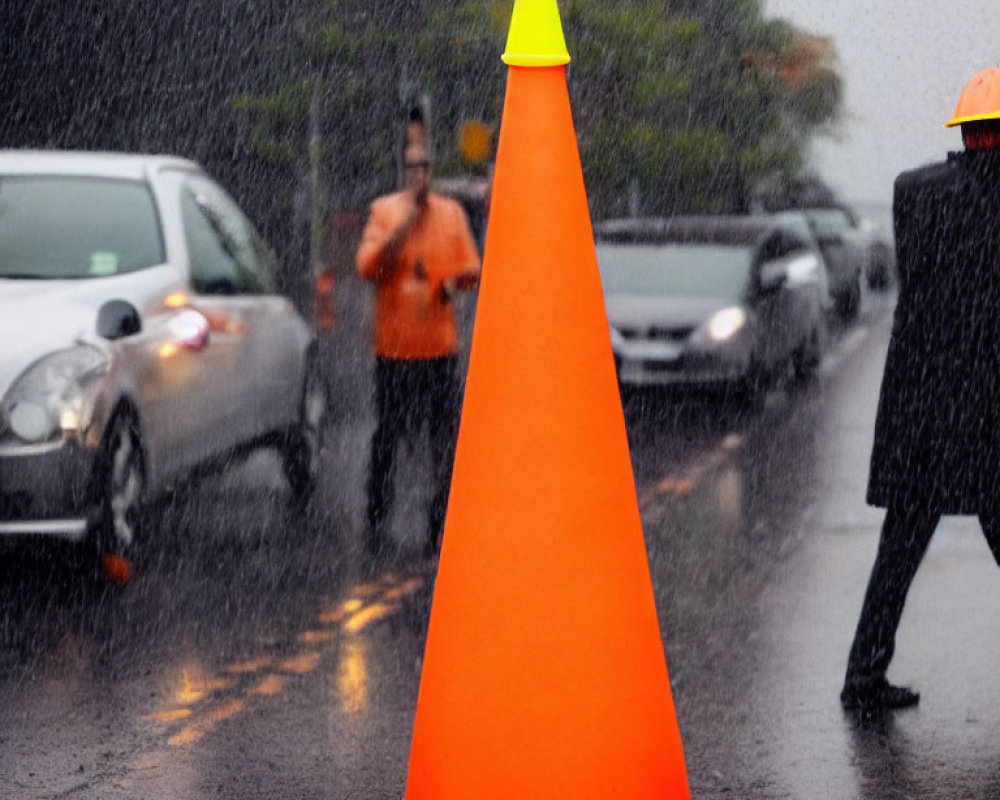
174,177,262,460
182,177,307,442
753,232,813,369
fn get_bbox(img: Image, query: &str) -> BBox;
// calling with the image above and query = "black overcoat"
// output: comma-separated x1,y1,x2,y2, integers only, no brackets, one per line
867,150,1000,513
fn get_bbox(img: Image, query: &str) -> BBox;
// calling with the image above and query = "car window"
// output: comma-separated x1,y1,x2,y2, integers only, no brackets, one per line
597,242,752,299
0,176,164,279
181,177,276,296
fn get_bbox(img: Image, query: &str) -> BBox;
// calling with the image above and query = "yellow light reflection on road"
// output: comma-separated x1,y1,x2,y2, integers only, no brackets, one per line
336,640,369,714
300,629,337,645
319,598,364,625
382,577,424,601
248,675,285,697
279,651,321,675
224,657,274,675
167,699,246,748
353,581,389,598
174,668,234,706
144,708,193,724
343,603,397,634
712,465,745,533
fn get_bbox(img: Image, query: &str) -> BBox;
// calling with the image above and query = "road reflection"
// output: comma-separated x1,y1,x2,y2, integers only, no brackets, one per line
336,640,370,715
139,566,429,752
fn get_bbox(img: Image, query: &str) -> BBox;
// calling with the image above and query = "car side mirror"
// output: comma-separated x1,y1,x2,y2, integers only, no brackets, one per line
758,261,788,293
97,299,142,340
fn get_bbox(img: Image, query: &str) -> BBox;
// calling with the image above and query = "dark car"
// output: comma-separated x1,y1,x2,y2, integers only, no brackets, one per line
597,215,829,400
780,205,895,319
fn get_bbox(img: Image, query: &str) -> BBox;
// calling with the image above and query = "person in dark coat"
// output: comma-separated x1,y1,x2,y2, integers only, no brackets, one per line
841,67,1000,713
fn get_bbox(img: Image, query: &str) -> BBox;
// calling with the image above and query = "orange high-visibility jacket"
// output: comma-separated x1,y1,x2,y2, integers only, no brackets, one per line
357,191,481,360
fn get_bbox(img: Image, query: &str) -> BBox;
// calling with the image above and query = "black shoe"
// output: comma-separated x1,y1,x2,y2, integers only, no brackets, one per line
840,679,920,712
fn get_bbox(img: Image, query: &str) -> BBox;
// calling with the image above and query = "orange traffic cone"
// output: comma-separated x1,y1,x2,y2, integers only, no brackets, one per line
405,1,691,797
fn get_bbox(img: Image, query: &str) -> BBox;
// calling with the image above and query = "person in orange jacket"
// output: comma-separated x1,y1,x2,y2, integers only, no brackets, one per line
356,142,481,557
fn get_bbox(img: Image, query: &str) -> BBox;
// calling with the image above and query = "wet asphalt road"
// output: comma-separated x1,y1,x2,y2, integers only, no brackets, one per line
4,279,1000,799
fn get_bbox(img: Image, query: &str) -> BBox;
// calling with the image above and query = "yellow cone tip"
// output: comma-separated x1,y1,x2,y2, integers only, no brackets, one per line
502,0,571,67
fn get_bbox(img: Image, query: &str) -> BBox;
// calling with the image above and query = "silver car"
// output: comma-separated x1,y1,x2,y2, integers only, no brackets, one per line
0,151,325,570
598,215,829,399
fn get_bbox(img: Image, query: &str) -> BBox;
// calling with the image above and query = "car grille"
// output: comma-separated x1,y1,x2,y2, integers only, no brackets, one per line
617,326,694,342
644,358,685,372
0,491,32,521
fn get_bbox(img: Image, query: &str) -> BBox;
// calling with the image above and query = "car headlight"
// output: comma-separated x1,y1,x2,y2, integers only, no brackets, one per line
1,346,109,444
702,307,747,342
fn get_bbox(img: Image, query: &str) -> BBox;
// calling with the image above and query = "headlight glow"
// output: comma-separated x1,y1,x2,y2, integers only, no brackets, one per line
706,307,747,341
2,346,109,443
9,402,53,443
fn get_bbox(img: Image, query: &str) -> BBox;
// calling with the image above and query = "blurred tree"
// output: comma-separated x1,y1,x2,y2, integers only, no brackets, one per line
1,0,842,302
234,0,843,257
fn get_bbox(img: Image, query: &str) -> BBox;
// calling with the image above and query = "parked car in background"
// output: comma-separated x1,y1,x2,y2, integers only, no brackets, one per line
856,214,896,290
0,151,326,575
780,205,895,319
597,215,829,401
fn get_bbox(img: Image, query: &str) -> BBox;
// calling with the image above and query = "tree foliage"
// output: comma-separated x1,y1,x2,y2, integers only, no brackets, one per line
238,0,842,222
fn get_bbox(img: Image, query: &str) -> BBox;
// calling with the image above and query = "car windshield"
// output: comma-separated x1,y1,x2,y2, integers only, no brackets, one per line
0,176,164,279
597,242,753,299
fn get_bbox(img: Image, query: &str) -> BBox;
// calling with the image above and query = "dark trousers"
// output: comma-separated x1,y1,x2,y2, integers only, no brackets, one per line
366,356,461,544
844,500,1000,690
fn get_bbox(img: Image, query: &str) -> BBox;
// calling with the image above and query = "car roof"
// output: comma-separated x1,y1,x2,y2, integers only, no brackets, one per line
0,150,200,180
595,215,783,246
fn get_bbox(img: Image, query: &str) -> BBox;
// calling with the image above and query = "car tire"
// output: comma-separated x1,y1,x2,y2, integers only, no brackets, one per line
283,355,327,508
728,366,766,411
835,273,862,320
92,409,147,584
793,316,827,382
867,245,893,290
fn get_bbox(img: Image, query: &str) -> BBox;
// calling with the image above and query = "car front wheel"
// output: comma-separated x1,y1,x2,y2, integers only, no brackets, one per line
835,273,862,320
94,410,147,584
283,357,327,507
793,316,827,381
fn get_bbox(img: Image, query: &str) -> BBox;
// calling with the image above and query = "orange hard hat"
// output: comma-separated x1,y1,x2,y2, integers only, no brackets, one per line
945,67,1000,127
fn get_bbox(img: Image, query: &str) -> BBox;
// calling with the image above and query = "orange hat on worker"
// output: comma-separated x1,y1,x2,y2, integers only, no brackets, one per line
945,66,1000,127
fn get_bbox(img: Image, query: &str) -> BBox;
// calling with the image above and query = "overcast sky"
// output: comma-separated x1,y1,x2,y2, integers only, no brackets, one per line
764,0,999,209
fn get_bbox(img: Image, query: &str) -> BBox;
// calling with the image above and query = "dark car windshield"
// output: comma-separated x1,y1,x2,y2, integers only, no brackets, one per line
0,176,164,279
597,242,753,299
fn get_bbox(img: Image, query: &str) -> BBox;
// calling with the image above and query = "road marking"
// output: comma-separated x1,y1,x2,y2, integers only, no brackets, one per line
639,434,747,510
248,675,285,697
224,656,273,675
638,320,875,511
344,602,398,634
167,699,247,747
279,651,321,675
299,629,338,644
819,324,870,375
143,708,193,724
139,566,430,755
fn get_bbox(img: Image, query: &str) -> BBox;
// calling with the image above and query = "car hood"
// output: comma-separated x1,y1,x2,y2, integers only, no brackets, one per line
605,294,740,332
0,271,171,396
